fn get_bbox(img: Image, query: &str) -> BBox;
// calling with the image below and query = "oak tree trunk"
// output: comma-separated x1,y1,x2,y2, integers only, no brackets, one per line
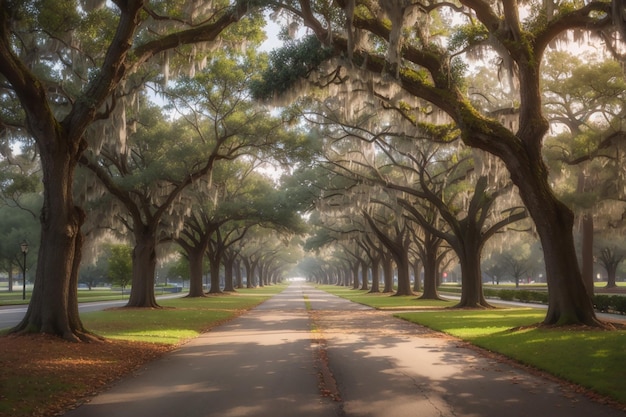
368,258,381,293
606,264,618,288
12,149,90,341
581,212,594,296
393,252,413,296
360,260,369,291
223,257,236,292
187,246,207,297
419,234,442,300
235,259,243,289
208,260,222,294
505,149,600,326
127,232,159,308
412,259,422,292
606,264,617,288
382,255,394,293
455,241,491,308
352,263,360,289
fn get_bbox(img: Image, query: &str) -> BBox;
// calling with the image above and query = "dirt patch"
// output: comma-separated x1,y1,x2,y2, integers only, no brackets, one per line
0,334,174,417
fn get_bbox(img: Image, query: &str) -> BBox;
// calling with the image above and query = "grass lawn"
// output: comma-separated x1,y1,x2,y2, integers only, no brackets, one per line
318,285,626,406
83,288,282,344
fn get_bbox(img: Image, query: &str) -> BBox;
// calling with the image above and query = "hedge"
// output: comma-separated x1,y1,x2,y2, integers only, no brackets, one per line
440,287,626,315
593,294,626,315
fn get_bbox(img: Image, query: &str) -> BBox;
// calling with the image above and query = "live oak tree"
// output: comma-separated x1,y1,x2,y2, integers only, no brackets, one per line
393,148,527,308
542,53,626,294
178,163,304,294
363,198,414,295
313,98,527,304
79,104,221,308
408,213,448,300
1,0,264,340
81,35,296,306
257,243,300,284
257,0,624,326
357,224,386,292
596,242,626,288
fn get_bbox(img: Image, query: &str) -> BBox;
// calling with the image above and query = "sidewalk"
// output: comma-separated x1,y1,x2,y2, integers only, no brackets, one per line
303,285,625,417
63,284,338,417
63,283,625,417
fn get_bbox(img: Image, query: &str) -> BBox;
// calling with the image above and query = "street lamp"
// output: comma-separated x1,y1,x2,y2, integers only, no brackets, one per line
20,240,28,300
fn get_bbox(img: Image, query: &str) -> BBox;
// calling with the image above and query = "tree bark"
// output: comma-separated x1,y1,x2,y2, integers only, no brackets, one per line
419,232,442,300
360,259,369,291
381,254,394,293
208,260,222,294
368,257,381,293
234,259,244,289
187,246,207,297
243,258,254,288
605,264,618,288
412,258,422,292
351,262,360,289
258,262,266,287
455,240,491,308
127,231,159,308
393,251,413,296
581,212,594,296
505,150,600,326
223,257,236,292
12,148,90,341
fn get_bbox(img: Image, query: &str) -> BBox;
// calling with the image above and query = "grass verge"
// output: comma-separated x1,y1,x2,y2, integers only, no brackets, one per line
85,288,280,344
317,285,454,309
0,285,285,417
317,285,626,408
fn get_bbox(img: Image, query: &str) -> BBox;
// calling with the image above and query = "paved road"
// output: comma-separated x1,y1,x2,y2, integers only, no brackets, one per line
63,283,625,417
0,294,185,330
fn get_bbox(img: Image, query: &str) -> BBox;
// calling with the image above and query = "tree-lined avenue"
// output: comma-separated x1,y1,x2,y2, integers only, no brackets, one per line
62,283,624,417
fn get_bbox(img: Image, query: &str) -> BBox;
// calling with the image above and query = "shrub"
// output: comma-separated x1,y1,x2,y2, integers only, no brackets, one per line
592,294,626,314
498,290,516,301
594,295,612,312
613,296,626,315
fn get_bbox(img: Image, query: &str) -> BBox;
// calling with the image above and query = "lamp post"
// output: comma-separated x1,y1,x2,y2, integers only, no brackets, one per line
20,240,28,300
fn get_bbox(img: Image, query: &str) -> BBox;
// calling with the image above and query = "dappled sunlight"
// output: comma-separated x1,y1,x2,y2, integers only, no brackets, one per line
302,282,625,417
59,283,626,417
346,394,455,416
591,349,611,359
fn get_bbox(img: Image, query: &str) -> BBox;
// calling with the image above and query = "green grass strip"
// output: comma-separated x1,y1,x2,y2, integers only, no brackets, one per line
317,285,454,309
83,286,286,344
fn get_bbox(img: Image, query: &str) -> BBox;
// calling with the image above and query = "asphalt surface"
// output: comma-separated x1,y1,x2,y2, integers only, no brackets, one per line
62,283,625,417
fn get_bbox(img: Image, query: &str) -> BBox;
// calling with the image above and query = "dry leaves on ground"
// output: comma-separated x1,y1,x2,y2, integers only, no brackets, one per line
0,334,174,417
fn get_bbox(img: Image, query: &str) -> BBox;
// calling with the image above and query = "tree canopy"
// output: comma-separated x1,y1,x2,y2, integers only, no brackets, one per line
3,0,626,341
